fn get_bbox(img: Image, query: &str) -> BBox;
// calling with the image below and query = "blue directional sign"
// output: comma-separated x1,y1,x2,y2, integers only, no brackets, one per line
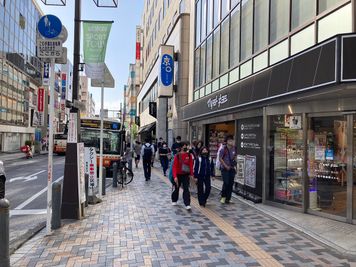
38,15,62,39
160,54,174,86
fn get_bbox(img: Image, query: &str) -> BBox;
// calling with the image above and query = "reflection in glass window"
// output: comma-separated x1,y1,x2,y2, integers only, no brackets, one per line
291,24,315,55
213,0,220,27
194,48,200,89
221,0,230,19
201,0,207,40
270,0,290,43
231,0,239,8
292,0,315,30
230,5,240,68
212,27,220,79
318,3,352,42
254,0,269,53
195,0,201,47
200,41,206,86
269,39,289,65
207,0,213,35
318,0,344,14
206,35,213,82
241,0,253,61
220,17,230,74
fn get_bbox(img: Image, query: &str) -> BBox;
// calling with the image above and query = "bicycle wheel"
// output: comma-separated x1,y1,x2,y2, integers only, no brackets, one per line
123,166,134,185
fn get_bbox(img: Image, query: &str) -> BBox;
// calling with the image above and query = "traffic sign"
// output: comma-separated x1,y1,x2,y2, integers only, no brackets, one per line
37,39,63,58
38,15,62,39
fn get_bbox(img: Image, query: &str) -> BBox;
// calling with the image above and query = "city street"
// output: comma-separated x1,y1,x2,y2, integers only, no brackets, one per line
4,154,65,251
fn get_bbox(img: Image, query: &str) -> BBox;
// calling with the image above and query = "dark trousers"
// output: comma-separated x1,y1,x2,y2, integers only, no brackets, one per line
160,157,169,175
143,160,151,179
0,176,5,199
171,174,190,206
197,176,211,205
221,169,235,201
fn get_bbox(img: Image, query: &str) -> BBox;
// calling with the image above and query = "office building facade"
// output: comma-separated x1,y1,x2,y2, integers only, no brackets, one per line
184,0,356,224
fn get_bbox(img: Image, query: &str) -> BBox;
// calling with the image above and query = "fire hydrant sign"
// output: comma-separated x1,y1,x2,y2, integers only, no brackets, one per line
37,39,63,58
85,147,97,188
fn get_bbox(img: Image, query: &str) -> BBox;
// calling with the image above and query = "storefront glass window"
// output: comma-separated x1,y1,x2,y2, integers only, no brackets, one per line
254,0,269,53
318,3,351,42
200,41,206,86
291,0,316,30
318,0,344,14
220,17,230,74
212,26,220,79
195,0,201,47
308,116,347,217
230,5,240,68
270,0,290,44
291,24,315,55
240,0,253,61
206,34,213,82
268,115,304,207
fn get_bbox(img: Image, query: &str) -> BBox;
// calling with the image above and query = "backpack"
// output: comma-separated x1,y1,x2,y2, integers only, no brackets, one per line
215,145,228,170
143,144,153,161
179,153,191,174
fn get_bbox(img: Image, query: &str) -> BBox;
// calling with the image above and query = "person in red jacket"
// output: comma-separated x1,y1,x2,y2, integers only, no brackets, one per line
172,141,194,210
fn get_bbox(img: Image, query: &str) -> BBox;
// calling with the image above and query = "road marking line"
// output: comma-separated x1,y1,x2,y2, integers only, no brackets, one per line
9,170,46,182
10,209,47,216
14,176,63,210
154,169,283,267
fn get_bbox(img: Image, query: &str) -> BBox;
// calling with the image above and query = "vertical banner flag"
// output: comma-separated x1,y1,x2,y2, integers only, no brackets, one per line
38,87,45,126
83,21,112,79
158,45,174,97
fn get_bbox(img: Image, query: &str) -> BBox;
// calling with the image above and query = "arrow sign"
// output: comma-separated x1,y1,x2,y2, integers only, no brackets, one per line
9,170,45,183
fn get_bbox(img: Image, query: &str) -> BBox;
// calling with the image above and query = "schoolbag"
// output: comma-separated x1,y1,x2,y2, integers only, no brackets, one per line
143,144,153,161
179,153,191,174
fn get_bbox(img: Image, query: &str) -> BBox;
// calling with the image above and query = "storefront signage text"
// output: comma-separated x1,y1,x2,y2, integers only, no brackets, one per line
207,94,228,110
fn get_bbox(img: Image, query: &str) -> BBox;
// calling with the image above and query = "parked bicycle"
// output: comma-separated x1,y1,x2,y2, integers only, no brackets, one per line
117,159,134,189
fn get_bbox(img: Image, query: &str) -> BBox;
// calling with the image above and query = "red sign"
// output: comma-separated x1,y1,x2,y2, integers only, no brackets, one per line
38,88,44,112
136,42,140,60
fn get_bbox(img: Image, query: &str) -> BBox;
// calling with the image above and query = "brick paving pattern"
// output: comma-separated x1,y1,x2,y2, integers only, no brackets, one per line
11,167,356,266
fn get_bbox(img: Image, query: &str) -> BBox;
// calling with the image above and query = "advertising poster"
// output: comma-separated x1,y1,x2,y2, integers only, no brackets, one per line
244,155,257,188
85,147,97,188
67,113,78,143
77,143,86,204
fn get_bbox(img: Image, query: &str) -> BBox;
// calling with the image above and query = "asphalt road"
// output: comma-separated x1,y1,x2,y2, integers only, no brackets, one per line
4,154,65,251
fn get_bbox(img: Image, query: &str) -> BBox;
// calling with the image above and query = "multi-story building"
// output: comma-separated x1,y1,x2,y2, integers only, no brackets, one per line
137,0,191,146
0,0,44,151
184,0,356,223
88,93,96,117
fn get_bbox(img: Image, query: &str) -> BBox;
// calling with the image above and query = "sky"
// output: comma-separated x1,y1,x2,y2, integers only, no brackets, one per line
36,0,144,114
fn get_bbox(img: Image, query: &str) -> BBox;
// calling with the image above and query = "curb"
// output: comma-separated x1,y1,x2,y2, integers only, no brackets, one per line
9,221,46,255
211,183,356,259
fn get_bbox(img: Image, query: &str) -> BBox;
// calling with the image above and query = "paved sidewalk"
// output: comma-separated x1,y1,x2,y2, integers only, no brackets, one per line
11,167,356,266
211,178,356,256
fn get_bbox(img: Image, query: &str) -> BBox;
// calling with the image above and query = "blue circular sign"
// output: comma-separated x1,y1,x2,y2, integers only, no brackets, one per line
38,15,62,39
161,54,174,86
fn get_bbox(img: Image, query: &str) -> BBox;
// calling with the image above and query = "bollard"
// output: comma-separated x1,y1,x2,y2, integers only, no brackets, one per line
84,174,89,207
102,167,106,196
0,198,10,267
112,162,118,188
51,182,62,230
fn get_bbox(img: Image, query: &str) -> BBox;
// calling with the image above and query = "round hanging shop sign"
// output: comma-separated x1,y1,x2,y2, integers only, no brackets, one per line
37,15,62,39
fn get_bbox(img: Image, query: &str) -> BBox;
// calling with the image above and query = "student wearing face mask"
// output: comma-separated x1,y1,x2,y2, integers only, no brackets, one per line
194,146,214,207
159,141,170,176
219,135,237,204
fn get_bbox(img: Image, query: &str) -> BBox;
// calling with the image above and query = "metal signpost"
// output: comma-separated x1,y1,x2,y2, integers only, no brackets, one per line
37,14,64,235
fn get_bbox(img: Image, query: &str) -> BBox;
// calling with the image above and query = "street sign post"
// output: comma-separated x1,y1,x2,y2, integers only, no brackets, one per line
38,15,62,39
37,39,63,58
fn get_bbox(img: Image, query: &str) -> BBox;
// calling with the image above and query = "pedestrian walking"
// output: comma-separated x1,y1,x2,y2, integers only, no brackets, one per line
194,146,214,207
124,142,133,171
219,135,237,204
159,142,170,176
152,140,158,167
134,141,141,168
141,137,155,181
172,141,194,210
171,136,182,156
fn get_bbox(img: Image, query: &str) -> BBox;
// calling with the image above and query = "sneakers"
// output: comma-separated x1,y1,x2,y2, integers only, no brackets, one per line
171,202,178,206
185,205,191,210
220,197,226,204
226,199,234,204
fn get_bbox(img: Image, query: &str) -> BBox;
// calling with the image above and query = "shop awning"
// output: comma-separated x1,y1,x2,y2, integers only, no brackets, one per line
138,122,156,134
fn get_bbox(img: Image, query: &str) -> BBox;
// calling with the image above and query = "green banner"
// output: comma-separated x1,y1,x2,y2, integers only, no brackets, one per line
83,21,112,63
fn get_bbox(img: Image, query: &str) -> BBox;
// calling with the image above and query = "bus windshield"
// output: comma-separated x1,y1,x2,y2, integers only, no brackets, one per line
80,129,121,154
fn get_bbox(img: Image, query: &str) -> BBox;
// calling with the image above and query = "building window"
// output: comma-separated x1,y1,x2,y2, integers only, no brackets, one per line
206,34,213,82
221,0,230,19
220,16,230,74
212,26,220,79
270,0,290,44
230,5,240,68
318,0,345,14
291,24,315,55
200,41,206,86
207,0,213,35
240,0,253,61
254,0,269,53
201,0,207,40
318,3,352,42
291,0,316,30
253,51,268,73
179,0,185,13
269,39,289,65
213,0,220,27
196,0,201,47
194,48,200,89
231,0,239,8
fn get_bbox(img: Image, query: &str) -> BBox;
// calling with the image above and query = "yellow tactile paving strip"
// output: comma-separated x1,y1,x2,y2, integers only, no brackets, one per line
155,169,283,267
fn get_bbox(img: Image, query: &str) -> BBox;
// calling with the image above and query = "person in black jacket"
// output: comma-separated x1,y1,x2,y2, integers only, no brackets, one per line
193,146,214,207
